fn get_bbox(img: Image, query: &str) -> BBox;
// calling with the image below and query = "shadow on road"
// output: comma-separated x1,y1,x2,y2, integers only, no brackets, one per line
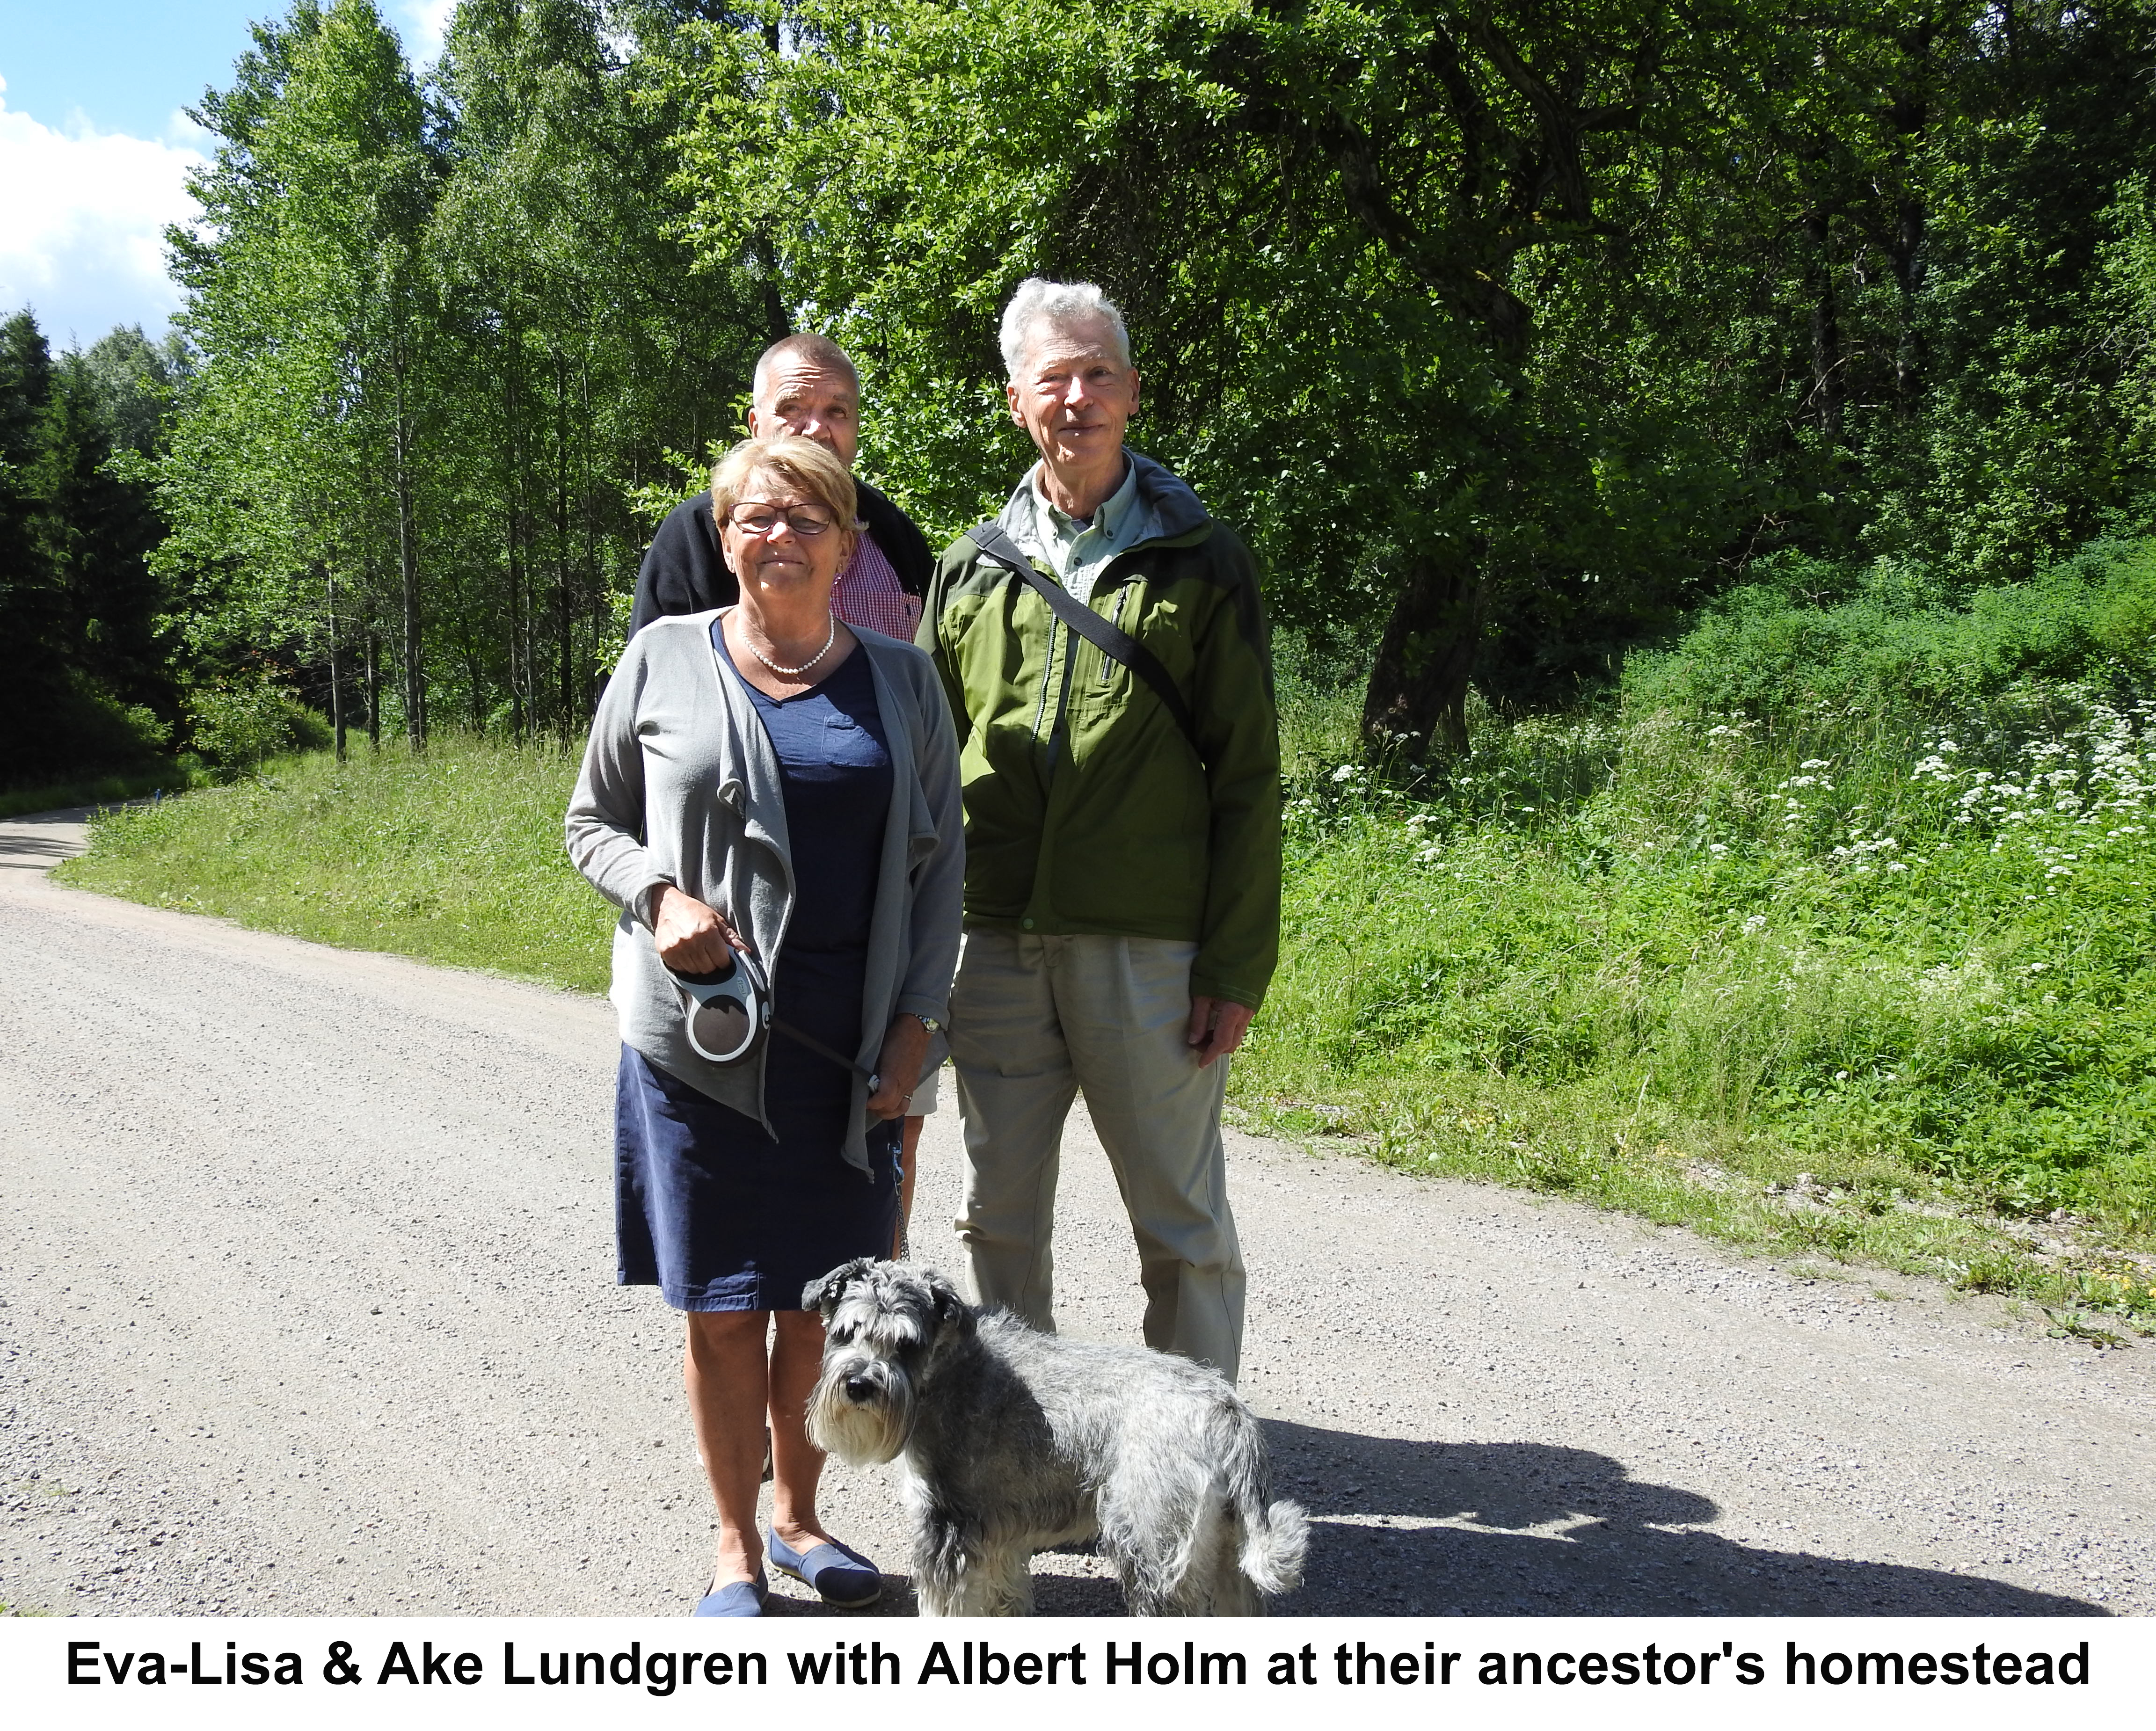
0,807,100,873
1260,1420,2105,1618
775,1418,2105,1618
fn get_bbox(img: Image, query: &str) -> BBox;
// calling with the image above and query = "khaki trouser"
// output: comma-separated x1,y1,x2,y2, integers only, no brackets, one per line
949,929,1245,1383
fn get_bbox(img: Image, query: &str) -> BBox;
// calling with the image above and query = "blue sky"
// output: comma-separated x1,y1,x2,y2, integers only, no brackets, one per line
0,0,451,347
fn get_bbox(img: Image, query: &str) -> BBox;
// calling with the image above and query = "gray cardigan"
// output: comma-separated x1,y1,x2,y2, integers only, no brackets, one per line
565,612,964,1171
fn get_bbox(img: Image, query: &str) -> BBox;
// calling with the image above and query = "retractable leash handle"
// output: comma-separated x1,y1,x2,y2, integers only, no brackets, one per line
667,948,770,1066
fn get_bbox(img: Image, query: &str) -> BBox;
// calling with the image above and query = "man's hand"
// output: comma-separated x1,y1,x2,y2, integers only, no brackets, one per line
1186,996,1256,1067
868,1015,933,1120
650,885,745,975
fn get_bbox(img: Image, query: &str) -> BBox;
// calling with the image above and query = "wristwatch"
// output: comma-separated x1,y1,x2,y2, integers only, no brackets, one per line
906,1013,944,1034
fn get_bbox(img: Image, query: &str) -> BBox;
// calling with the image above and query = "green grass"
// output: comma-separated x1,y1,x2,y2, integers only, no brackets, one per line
1235,636,2156,1323
56,735,612,993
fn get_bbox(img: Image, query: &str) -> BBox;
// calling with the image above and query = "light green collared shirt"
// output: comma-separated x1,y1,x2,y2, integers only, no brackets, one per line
1004,453,1161,602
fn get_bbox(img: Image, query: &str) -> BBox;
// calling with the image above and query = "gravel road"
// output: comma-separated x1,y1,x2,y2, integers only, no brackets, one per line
3,807,2150,1618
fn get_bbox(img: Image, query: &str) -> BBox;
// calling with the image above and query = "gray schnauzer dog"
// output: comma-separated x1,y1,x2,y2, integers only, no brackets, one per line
803,1258,1308,1616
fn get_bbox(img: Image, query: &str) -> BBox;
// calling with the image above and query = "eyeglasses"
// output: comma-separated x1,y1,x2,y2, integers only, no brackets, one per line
725,502,839,538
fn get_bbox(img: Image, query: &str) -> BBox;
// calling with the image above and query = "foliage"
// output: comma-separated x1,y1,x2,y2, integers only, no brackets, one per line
153,0,778,753
0,311,185,787
653,0,2156,748
58,732,610,991
159,0,453,744
187,681,334,773
664,0,1802,749
1858,7,2156,582
1233,538,2156,1308
56,0,2156,765
1624,537,2156,719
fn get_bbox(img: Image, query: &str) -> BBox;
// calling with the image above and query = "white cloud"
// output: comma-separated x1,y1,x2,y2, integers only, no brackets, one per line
166,108,219,151
0,76,205,347
397,0,457,66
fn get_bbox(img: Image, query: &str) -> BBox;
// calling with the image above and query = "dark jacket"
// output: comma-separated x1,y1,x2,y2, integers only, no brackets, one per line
628,479,933,638
920,453,1281,1011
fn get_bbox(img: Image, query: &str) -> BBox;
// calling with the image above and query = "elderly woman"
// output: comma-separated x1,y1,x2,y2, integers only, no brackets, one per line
566,434,962,1616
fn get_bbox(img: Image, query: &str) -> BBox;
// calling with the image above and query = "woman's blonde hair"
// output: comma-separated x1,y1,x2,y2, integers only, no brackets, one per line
709,435,859,531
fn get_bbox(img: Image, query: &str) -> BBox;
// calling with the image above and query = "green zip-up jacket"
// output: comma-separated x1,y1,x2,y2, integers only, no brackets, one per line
918,452,1281,1010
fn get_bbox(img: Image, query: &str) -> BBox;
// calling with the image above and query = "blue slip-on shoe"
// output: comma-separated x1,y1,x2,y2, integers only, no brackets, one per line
693,1571,767,1617
767,1532,881,1608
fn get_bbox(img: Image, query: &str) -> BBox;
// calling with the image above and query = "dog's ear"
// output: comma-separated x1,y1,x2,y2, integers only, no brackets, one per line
927,1269,976,1342
801,1257,875,1319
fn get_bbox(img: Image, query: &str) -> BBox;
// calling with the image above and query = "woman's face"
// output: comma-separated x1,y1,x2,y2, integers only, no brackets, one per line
719,468,855,611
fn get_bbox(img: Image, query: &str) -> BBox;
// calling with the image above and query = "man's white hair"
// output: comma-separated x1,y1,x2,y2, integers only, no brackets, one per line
999,277,1132,378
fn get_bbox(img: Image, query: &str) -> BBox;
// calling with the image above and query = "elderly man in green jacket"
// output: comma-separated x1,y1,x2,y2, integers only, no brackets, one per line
918,277,1281,1383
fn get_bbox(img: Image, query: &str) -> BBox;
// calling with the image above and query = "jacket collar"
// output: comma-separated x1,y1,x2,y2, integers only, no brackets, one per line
996,448,1211,553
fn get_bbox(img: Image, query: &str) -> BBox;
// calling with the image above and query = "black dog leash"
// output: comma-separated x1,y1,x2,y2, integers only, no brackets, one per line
773,1019,911,1189
772,1017,881,1096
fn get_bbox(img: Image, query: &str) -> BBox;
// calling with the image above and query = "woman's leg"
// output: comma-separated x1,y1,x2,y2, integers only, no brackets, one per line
766,1309,844,1555
685,1309,776,1586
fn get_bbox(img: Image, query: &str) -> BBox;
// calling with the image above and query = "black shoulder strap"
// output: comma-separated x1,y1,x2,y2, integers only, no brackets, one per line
969,521,1204,768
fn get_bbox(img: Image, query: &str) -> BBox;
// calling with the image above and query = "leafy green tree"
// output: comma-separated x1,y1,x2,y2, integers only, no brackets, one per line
160,0,443,749
424,0,772,734
49,329,189,727
663,0,2156,750
0,311,182,784
126,0,2156,773
151,0,779,749
664,0,1841,752
1857,1,2156,581
0,311,68,779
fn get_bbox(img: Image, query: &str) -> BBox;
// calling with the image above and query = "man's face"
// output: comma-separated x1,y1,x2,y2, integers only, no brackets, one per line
748,359,861,467
1005,319,1140,474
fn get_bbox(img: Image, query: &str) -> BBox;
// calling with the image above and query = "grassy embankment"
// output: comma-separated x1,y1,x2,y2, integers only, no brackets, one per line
58,736,613,991
59,538,2156,1326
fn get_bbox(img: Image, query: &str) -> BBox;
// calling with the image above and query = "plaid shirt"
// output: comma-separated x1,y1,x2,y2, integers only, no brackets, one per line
832,533,922,643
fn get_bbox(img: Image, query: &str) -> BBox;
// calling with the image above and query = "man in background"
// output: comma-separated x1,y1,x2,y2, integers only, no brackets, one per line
629,332,939,1245
629,333,932,640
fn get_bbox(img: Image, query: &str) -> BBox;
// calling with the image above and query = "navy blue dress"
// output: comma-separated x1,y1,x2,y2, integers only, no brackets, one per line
614,634,901,1311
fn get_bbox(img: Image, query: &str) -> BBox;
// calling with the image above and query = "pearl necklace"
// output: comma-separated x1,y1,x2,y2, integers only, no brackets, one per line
742,612,837,678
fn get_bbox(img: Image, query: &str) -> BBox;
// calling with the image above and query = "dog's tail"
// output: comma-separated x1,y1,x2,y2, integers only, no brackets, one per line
1238,1496,1309,1597
1226,1426,1308,1597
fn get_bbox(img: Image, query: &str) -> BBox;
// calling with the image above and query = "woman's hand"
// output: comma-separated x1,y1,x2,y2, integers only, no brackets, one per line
867,1015,932,1120
650,885,746,975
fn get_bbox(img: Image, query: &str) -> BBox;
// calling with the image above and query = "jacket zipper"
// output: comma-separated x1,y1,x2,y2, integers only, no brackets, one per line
1042,615,1078,778
1100,584,1129,685
1030,616,1061,749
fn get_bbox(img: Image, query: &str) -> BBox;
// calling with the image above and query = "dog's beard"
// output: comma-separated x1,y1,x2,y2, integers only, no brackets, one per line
806,1356,915,1464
